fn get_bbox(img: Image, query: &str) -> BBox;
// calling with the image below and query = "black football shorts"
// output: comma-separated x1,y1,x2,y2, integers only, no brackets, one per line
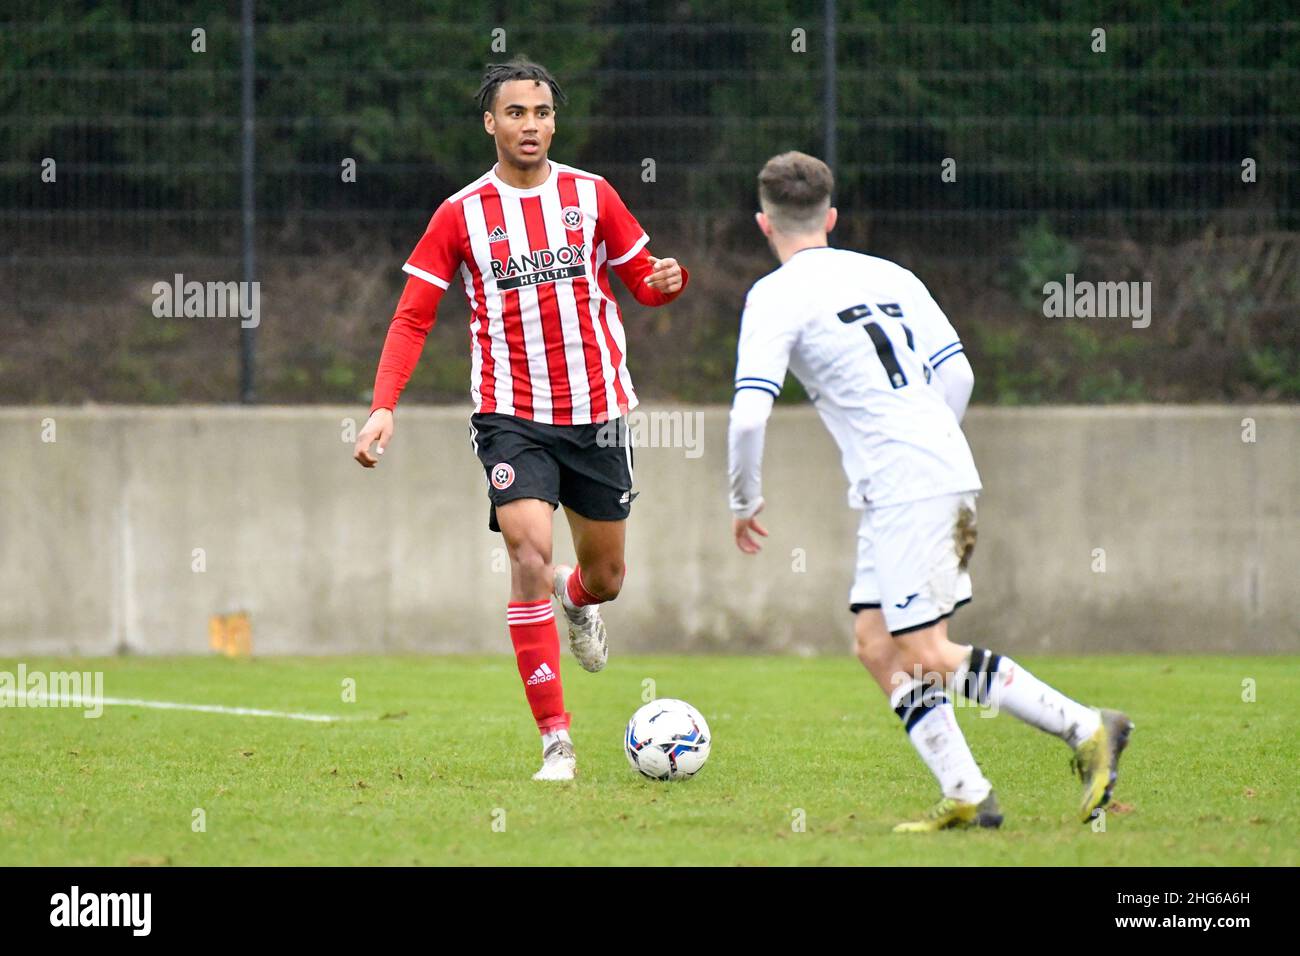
468,412,637,533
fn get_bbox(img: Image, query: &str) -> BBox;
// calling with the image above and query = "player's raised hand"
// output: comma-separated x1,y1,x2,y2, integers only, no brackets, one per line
354,408,394,468
644,256,683,294
733,501,769,554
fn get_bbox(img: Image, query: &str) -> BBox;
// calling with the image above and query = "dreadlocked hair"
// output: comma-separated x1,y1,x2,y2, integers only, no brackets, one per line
475,58,568,113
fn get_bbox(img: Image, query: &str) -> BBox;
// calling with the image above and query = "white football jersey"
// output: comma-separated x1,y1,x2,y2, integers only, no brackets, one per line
734,247,980,508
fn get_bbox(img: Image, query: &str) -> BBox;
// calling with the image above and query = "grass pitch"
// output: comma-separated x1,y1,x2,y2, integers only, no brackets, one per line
1,654,1295,866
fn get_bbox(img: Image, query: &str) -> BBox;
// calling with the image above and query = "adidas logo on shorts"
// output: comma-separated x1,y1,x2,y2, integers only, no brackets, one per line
526,662,556,686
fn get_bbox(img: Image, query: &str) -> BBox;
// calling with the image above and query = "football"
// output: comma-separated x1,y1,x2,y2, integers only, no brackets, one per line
624,698,712,780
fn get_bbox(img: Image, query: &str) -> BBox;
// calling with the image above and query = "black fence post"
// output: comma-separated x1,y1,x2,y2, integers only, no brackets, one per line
824,0,837,184
239,0,257,404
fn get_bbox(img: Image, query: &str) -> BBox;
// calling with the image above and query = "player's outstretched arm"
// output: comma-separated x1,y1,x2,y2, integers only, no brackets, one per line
354,274,443,468
728,387,775,552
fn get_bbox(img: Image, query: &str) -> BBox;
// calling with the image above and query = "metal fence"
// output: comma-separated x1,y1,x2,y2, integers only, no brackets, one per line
2,3,1297,402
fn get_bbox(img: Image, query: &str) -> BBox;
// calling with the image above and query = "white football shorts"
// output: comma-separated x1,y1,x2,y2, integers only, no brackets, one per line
849,491,978,635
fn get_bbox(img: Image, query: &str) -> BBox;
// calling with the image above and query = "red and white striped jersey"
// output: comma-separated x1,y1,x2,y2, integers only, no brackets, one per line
371,160,688,425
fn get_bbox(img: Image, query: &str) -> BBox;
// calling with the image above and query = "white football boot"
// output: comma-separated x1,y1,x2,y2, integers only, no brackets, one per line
532,739,577,781
552,564,608,673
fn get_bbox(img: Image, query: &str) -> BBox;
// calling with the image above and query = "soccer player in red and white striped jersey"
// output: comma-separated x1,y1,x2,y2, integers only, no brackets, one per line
353,59,688,781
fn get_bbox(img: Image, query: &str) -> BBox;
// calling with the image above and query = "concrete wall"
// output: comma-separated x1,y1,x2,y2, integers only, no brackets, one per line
1,405,1296,656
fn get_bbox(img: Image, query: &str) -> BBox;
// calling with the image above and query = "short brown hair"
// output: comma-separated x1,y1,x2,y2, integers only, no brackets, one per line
758,151,834,234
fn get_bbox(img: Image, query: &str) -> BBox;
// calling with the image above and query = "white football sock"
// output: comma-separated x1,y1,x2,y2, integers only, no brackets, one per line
541,728,572,753
890,680,992,803
953,647,1101,749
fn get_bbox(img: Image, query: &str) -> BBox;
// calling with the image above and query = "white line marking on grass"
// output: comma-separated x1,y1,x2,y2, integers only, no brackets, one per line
1,690,347,723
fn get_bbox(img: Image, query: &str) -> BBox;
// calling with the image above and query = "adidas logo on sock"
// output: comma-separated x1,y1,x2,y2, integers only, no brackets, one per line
487,226,509,243
526,662,557,686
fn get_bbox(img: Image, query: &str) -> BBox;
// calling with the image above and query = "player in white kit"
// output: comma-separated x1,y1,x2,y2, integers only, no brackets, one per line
728,152,1133,831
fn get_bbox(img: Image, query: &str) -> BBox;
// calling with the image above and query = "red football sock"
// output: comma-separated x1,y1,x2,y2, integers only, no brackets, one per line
566,565,603,608
507,600,569,734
